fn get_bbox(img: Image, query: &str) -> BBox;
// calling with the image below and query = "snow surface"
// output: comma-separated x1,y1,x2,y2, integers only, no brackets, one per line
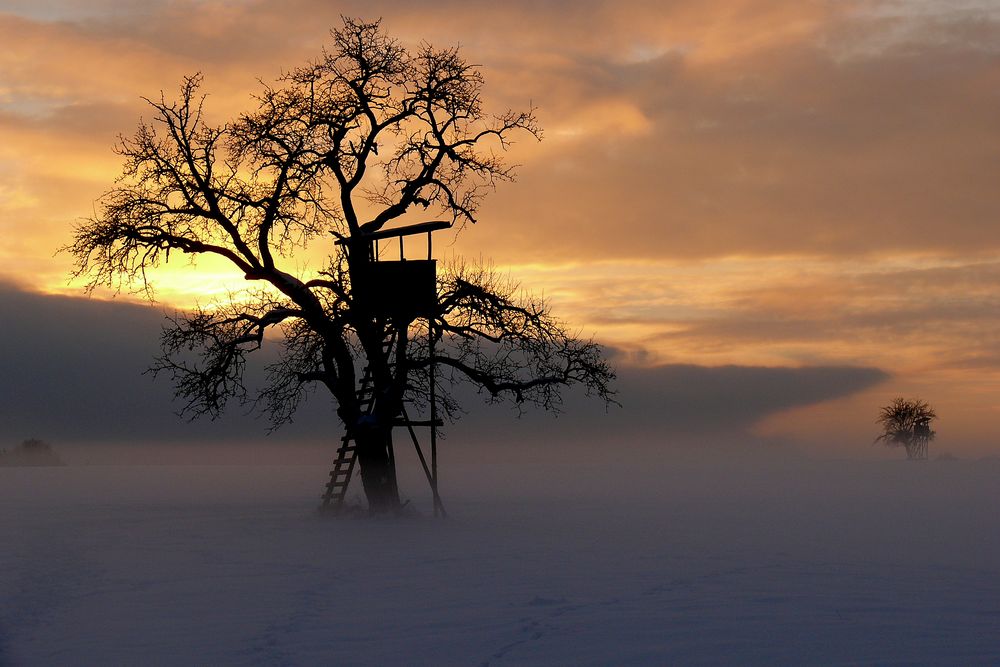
1,454,999,666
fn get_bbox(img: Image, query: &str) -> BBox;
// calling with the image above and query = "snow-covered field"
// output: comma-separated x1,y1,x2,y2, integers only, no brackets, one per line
2,452,999,666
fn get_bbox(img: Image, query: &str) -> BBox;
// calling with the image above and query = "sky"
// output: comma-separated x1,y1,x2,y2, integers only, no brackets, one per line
2,0,1000,457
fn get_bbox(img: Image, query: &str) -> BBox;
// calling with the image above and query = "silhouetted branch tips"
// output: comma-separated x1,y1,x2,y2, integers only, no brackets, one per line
423,261,615,412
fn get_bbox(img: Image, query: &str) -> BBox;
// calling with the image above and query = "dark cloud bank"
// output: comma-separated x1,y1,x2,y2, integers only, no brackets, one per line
0,282,887,452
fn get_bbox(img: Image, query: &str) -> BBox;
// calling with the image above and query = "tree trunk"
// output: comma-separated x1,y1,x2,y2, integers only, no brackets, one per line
354,419,401,513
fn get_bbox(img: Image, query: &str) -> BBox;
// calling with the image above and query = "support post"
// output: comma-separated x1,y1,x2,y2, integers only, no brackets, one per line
401,406,446,517
429,322,440,517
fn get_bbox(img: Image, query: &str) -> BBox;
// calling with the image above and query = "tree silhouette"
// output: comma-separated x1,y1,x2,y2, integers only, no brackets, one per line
875,397,936,460
67,17,615,512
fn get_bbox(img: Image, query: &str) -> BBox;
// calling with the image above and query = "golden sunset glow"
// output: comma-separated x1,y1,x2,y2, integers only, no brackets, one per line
3,1,1000,456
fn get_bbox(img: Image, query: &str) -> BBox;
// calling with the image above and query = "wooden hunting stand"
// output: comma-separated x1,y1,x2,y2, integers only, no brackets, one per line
321,221,449,516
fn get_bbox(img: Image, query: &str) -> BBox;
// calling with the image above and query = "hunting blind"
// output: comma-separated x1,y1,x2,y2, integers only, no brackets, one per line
321,221,450,516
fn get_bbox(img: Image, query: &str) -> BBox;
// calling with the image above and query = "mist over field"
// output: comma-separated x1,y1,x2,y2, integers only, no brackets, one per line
2,447,999,665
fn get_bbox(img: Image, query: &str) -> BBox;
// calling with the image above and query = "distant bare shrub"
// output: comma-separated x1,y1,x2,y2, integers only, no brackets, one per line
0,438,64,466
875,398,936,460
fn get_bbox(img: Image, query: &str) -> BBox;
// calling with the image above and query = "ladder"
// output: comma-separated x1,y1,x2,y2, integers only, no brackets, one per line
319,328,445,515
320,333,395,511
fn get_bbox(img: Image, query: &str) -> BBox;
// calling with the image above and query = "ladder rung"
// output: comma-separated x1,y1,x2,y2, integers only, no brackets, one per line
392,418,444,427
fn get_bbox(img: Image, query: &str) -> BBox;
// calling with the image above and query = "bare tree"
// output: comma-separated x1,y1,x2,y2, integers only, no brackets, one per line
875,397,936,460
67,17,615,512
